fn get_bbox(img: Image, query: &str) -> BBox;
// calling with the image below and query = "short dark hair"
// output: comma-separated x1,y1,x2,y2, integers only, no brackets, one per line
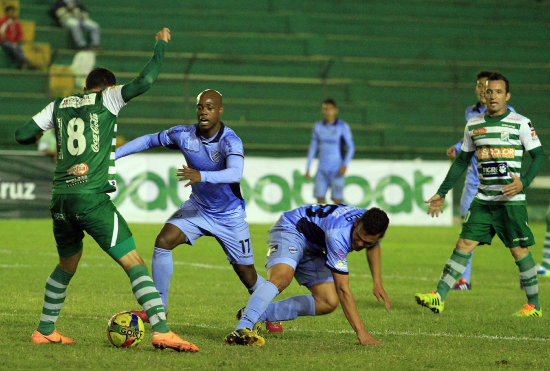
487,72,510,93
85,68,116,90
360,207,389,237
5,5,15,12
476,70,493,80
322,98,337,107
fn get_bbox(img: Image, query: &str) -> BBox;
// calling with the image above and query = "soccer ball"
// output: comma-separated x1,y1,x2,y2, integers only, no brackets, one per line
107,311,144,348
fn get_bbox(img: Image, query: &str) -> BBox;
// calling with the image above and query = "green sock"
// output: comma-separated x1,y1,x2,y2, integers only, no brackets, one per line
542,214,550,270
128,265,169,333
436,249,471,301
516,252,540,310
37,265,74,335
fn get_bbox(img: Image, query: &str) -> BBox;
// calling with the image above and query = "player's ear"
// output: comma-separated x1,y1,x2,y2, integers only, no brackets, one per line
219,106,224,115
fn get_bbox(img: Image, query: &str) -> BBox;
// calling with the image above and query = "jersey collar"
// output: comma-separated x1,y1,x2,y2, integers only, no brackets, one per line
195,122,226,143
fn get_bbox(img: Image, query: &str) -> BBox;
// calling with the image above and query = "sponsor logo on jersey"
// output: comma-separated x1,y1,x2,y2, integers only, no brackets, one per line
528,122,538,139
500,131,509,142
66,163,89,176
334,260,347,270
90,113,100,152
288,246,297,254
59,94,96,109
477,147,515,160
473,128,487,135
65,175,88,187
267,244,278,256
480,162,508,178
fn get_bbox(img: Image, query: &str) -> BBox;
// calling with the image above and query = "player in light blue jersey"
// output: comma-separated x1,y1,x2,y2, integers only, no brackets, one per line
224,204,391,346
115,89,267,323
305,99,355,204
446,71,515,290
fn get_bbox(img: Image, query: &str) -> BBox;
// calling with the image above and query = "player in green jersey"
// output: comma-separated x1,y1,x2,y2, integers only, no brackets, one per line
415,72,546,317
15,28,199,352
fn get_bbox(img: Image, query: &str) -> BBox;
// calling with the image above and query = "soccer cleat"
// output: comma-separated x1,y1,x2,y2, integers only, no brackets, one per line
513,303,542,318
130,310,150,323
224,328,265,346
451,278,471,291
152,331,199,352
31,330,75,344
236,307,282,333
536,264,550,277
415,292,444,314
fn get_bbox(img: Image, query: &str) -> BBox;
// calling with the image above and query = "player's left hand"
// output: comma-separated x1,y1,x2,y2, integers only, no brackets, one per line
425,194,445,217
373,284,391,312
502,173,523,197
176,165,201,187
338,165,347,176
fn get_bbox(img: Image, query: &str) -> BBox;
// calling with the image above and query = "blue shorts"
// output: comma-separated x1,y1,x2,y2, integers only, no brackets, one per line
265,217,333,288
460,181,478,217
314,169,345,200
166,200,254,265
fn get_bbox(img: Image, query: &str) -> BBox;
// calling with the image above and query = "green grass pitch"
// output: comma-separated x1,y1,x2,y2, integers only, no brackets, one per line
1,219,549,369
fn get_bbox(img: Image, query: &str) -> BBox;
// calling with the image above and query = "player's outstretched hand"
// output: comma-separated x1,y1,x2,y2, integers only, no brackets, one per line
502,173,523,197
156,28,171,42
176,165,201,187
425,194,445,218
357,331,382,346
373,284,391,312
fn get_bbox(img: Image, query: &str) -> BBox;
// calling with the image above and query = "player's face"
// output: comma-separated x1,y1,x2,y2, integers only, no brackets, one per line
475,77,488,105
485,80,510,117
321,103,338,123
351,221,383,251
196,93,223,138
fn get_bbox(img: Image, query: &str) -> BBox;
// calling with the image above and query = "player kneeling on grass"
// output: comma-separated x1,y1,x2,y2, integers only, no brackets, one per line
416,72,545,318
225,204,391,346
15,28,198,352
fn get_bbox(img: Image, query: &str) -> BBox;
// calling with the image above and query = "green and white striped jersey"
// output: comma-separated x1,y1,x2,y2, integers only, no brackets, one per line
32,85,127,194
462,110,542,204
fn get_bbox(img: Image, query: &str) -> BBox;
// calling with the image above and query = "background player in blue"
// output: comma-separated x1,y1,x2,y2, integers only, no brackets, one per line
224,204,390,346
445,71,515,290
115,89,268,322
305,99,355,204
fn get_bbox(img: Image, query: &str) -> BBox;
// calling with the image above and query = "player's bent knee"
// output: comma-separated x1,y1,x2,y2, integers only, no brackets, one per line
155,225,186,250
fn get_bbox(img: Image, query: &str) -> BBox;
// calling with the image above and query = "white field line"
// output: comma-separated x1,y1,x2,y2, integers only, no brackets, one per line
0,311,548,343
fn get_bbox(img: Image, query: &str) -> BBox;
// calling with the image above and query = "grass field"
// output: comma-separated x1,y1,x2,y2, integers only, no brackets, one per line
1,219,549,370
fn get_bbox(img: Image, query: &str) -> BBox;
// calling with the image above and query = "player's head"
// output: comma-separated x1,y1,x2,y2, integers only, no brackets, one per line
321,98,338,123
475,70,493,105
84,68,116,92
196,89,224,134
5,5,16,17
485,72,510,116
351,208,389,251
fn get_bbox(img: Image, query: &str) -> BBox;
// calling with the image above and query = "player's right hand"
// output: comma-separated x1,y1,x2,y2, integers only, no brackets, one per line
357,331,382,346
425,194,445,217
156,28,171,42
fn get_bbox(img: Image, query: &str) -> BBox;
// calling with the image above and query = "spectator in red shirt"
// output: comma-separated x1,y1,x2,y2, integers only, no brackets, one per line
0,5,29,69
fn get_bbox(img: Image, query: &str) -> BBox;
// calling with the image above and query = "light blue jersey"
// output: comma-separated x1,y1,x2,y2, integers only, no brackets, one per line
266,204,372,285
306,119,354,172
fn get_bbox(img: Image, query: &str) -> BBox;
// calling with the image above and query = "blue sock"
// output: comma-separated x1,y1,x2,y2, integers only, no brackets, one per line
259,294,316,322
151,247,173,312
237,281,279,330
461,249,474,283
247,274,266,294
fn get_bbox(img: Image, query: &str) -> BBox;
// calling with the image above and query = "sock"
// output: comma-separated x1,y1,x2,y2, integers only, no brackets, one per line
436,249,471,301
260,295,316,322
516,252,540,310
461,249,474,283
542,214,550,270
37,265,74,335
247,274,266,294
237,281,279,330
128,264,169,333
152,247,173,312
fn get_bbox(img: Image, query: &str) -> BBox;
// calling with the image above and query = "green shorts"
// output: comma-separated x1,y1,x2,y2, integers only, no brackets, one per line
50,193,134,258
460,199,534,248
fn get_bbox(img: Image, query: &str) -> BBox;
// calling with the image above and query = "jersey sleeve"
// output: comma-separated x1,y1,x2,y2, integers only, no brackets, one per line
32,102,55,130
325,231,350,274
342,123,355,165
102,85,127,116
158,125,185,150
221,134,244,158
460,124,475,152
519,120,542,152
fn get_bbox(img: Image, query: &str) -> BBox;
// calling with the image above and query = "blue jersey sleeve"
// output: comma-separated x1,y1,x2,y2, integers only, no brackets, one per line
220,133,244,158
341,123,354,166
306,125,319,171
325,232,350,274
200,155,243,184
115,132,161,159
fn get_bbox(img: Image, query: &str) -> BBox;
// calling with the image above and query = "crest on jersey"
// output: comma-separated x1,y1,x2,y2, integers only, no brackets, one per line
500,131,509,142
210,149,221,162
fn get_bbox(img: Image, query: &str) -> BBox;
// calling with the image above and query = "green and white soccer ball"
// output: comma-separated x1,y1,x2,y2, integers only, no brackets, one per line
107,311,144,348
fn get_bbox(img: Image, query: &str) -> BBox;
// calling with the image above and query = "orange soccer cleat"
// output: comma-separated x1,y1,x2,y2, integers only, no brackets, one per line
152,331,199,352
31,330,75,344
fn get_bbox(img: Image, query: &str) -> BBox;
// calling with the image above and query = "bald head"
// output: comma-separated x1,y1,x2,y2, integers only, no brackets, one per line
196,89,222,106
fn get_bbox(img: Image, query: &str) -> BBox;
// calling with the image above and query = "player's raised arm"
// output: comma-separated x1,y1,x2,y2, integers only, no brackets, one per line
332,271,382,346
15,101,55,144
121,28,171,103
